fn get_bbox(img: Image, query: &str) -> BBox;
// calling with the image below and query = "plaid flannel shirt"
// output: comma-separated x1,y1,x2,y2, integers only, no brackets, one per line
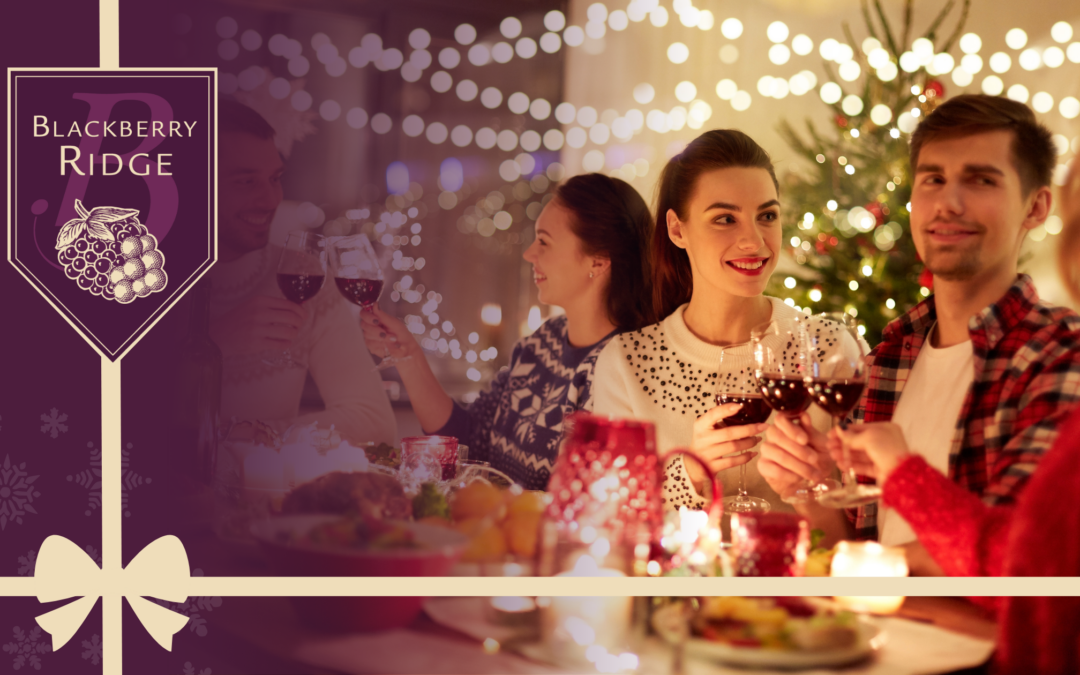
849,275,1080,540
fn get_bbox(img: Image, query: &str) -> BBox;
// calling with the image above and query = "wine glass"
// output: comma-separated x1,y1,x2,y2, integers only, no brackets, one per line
328,234,406,370
751,318,839,505
267,231,325,367
804,312,881,509
714,345,772,513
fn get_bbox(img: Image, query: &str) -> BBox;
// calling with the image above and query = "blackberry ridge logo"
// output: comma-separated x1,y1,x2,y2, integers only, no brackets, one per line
8,69,216,359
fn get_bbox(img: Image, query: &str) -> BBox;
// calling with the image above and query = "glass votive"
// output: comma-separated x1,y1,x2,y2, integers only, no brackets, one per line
401,435,459,481
730,511,810,576
488,596,540,634
830,541,908,614
540,569,634,669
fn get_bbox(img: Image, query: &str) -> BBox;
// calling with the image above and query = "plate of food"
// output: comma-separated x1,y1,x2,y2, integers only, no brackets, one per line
661,597,882,669
250,513,468,632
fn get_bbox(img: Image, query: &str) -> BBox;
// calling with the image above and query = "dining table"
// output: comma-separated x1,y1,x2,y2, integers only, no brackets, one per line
186,592,996,675
171,481,1000,675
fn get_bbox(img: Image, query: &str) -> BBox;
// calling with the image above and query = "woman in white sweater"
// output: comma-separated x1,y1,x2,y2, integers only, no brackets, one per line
592,129,818,512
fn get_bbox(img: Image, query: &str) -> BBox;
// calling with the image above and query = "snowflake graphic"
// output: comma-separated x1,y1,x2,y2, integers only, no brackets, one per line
156,570,221,637
183,662,212,675
121,442,152,518
0,455,41,530
81,634,102,665
39,408,69,439
67,442,102,517
16,550,36,576
2,626,51,670
68,441,151,517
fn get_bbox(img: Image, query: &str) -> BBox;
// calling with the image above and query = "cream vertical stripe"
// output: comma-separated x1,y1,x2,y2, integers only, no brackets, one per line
100,2,120,674
101,359,121,675
100,0,119,69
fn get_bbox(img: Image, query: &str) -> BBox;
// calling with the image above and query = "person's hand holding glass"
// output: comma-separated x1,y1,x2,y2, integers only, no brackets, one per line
265,230,325,367
712,346,773,513
686,361,769,500
753,318,839,505
804,312,880,508
328,234,407,370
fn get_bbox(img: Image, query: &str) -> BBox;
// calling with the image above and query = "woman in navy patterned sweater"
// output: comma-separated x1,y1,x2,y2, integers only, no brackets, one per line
361,174,654,489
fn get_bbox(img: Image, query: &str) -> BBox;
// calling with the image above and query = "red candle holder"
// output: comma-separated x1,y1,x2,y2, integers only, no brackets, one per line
730,511,810,576
401,436,459,481
542,413,723,575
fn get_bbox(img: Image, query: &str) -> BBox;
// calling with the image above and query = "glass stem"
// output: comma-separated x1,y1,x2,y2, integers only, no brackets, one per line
738,461,748,497
838,416,857,488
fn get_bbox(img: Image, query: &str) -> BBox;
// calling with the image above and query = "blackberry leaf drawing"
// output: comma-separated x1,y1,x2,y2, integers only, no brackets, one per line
55,199,168,303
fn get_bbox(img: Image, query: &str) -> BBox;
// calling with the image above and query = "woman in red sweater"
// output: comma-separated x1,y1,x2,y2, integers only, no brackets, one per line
837,157,1080,673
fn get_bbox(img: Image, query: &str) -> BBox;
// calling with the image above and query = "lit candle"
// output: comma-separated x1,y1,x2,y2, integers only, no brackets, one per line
830,541,908,614
542,555,633,666
488,596,539,630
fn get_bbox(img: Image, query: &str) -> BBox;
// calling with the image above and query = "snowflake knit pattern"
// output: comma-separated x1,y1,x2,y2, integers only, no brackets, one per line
437,316,615,490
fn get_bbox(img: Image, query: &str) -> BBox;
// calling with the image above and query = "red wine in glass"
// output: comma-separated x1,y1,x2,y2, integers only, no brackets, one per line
713,393,773,429
277,273,325,304
335,277,384,308
805,379,865,418
757,376,813,417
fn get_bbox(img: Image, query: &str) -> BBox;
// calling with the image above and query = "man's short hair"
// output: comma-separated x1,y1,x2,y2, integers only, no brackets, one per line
910,94,1055,195
219,99,275,140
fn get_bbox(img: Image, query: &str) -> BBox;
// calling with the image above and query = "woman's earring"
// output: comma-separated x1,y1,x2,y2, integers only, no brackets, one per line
589,272,594,279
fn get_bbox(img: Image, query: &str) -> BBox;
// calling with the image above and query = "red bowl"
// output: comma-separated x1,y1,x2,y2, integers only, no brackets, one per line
251,515,468,632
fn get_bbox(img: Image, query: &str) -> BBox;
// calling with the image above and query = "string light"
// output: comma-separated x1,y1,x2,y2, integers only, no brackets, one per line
220,8,1080,367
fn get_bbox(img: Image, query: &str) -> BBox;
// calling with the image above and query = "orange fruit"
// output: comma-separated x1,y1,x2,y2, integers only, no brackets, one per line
450,482,505,521
461,524,507,562
503,512,541,558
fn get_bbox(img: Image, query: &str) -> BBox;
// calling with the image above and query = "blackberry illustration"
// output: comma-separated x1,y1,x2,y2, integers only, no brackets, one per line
93,257,112,275
143,268,167,292
54,198,169,302
121,259,145,280
140,250,163,271
120,237,143,258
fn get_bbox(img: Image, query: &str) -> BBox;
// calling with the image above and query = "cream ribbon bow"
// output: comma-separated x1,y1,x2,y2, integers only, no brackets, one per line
34,535,191,651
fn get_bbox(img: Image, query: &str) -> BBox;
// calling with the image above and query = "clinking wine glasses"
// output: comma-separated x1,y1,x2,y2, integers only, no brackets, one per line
328,234,407,371
714,345,771,513
751,318,839,505
805,312,881,509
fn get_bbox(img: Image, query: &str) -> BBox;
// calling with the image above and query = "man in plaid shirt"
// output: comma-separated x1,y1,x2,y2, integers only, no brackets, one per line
759,94,1080,575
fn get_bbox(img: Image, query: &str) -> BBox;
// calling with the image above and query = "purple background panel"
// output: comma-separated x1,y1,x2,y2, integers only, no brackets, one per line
2,0,104,594
0,597,103,675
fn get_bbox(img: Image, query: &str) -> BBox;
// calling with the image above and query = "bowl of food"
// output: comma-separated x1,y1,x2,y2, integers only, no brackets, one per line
251,514,468,631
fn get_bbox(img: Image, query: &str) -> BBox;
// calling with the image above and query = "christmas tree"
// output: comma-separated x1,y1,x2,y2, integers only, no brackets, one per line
769,0,971,343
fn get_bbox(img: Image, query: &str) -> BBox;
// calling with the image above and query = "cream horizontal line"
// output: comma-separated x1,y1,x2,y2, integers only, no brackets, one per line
2,576,1079,597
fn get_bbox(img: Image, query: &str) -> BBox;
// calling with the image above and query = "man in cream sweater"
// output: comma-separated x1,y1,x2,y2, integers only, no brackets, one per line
208,100,395,447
